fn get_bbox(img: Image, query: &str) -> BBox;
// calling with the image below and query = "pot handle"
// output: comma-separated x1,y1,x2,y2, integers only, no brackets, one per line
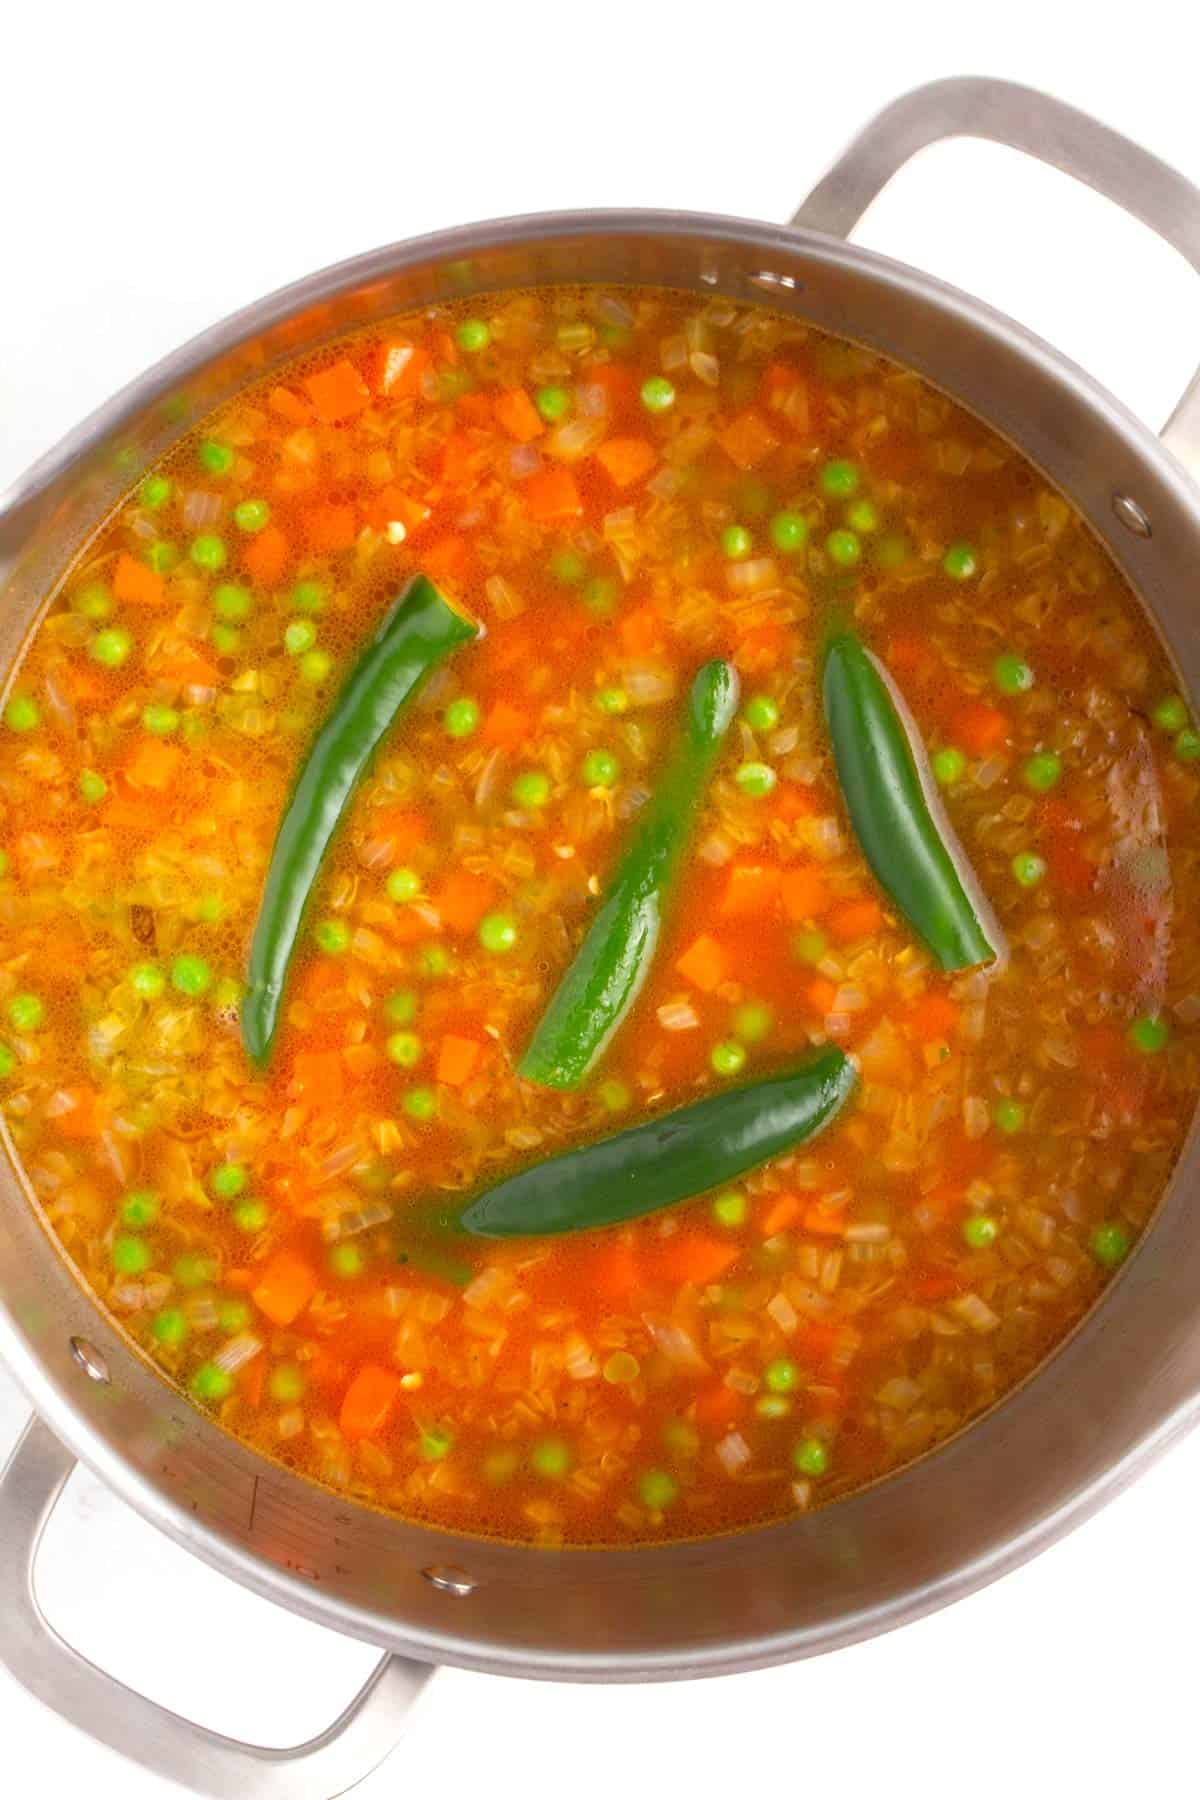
0,1416,433,1799
790,76,1200,478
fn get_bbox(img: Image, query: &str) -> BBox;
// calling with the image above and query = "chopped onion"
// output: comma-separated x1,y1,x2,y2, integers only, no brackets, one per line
643,1313,708,1372
214,1332,263,1373
547,417,606,461
646,465,683,501
509,444,542,479
576,382,607,418
766,1292,798,1334
657,999,699,1032
725,556,779,592
716,1431,751,1474
182,489,222,529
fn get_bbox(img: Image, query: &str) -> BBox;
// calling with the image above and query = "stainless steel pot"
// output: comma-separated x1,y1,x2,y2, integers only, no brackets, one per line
4,76,1200,1799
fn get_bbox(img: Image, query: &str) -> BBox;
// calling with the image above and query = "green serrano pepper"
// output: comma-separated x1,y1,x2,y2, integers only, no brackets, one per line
823,629,1001,971
461,1046,857,1237
519,658,739,1089
243,575,478,1064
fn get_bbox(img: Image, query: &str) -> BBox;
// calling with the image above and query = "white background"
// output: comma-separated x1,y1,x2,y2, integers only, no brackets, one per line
3,3,1200,1795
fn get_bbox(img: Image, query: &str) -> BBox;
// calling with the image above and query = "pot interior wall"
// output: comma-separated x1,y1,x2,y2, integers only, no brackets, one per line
3,215,1200,1679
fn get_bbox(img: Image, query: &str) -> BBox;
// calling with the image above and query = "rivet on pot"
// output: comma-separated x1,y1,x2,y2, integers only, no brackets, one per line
69,1336,111,1384
751,269,801,293
422,1564,477,1596
1112,493,1152,538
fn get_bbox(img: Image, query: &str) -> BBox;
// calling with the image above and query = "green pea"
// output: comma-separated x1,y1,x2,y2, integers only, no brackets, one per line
386,1031,422,1068
418,944,451,978
386,867,421,903
597,1077,630,1112
151,1307,188,1347
438,367,474,402
142,704,180,736
765,1358,800,1394
0,1043,16,1079
1012,852,1046,888
112,1235,151,1275
963,1214,999,1249
794,929,827,964
90,627,132,668
145,541,180,574
482,1446,520,1484
1022,751,1062,792
402,1086,437,1121
819,459,860,499
735,761,776,798
173,1251,216,1289
530,1436,572,1478
582,748,620,788
5,695,40,733
384,989,418,1026
792,1437,829,1476
7,993,44,1033
328,1243,364,1280
721,524,753,561
269,1364,306,1403
420,1425,455,1461
171,955,212,997
535,384,571,423
845,498,879,534
189,534,227,571
314,917,350,955
285,618,318,656
479,912,518,954
582,575,619,615
1129,1014,1169,1054
874,532,911,570
233,1199,270,1233
290,580,327,613
825,528,862,568
211,976,242,1013
769,511,808,555
300,650,333,684
234,498,270,533
213,582,252,621
550,548,587,586
140,474,173,510
711,1191,746,1228
444,697,479,738
79,768,108,804
993,653,1034,695
637,1469,678,1510
211,1163,248,1199
456,318,491,353
992,1096,1025,1135
1090,1221,1131,1267
743,694,780,732
932,746,967,786
736,476,772,520
191,1363,233,1403
942,541,978,581
1176,728,1200,763
711,1040,746,1077
218,1298,250,1334
733,1002,772,1043
1152,694,1189,733
198,440,234,477
511,769,551,809
640,376,675,414
757,1394,793,1419
121,1189,160,1229
595,686,628,716
662,1418,700,1459
74,583,114,620
211,623,241,656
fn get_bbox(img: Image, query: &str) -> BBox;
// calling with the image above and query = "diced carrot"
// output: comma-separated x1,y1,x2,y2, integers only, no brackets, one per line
655,1236,740,1286
695,1384,744,1427
364,485,430,537
437,1034,482,1087
954,701,1009,757
734,622,788,673
125,737,183,792
111,553,164,608
804,1198,848,1237
1081,1022,1124,1069
774,782,820,820
302,503,358,554
101,786,158,832
676,933,728,993
439,431,481,486
761,360,804,407
301,959,347,1003
1042,800,1095,899
483,701,529,749
909,992,961,1044
797,1321,840,1364
339,1363,403,1442
432,329,460,367
154,648,222,689
585,363,638,415
242,523,290,587
826,897,883,944
238,1354,265,1410
252,1250,318,1327
435,870,498,935
590,1241,642,1304
594,436,657,489
619,605,662,656
13,833,61,878
494,388,545,443
223,1267,255,1291
368,806,428,854
456,392,494,430
268,385,311,423
303,357,370,423
804,976,839,1015
524,466,583,522
54,1087,105,1140
369,340,429,398
720,863,780,918
887,634,935,681
423,535,473,585
913,1270,965,1303
718,408,781,470
760,1194,801,1237
291,1049,344,1103
780,864,830,922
